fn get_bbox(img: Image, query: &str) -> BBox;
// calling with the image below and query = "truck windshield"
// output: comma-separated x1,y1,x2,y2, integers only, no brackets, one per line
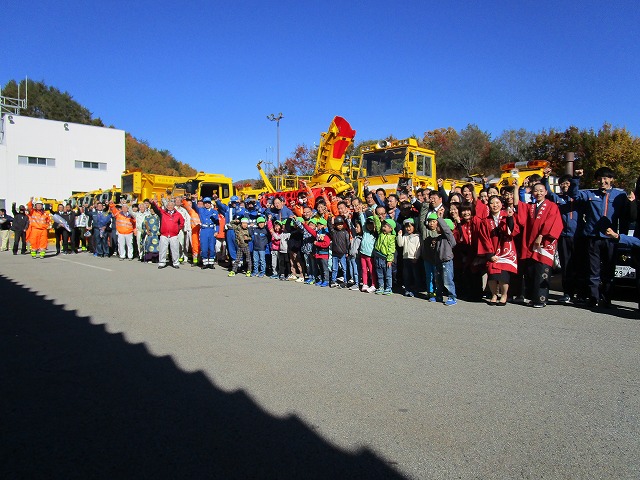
362,148,406,176
200,183,230,199
122,174,134,193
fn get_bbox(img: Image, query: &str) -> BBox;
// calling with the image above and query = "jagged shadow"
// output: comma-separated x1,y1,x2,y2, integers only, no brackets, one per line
0,275,406,480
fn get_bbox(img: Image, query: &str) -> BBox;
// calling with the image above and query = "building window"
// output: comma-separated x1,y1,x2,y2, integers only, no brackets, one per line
75,161,107,171
18,156,56,167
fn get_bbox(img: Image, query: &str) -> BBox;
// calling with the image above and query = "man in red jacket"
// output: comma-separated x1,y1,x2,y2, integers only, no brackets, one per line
151,198,184,269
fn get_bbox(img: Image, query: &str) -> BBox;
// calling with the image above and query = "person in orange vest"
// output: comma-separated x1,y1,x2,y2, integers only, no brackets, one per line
109,201,136,260
181,196,201,267
27,197,52,258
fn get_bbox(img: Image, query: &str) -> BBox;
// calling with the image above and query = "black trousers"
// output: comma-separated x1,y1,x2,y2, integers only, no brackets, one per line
12,231,27,254
55,228,65,253
586,237,616,302
277,251,289,276
573,236,590,299
523,258,551,304
557,236,576,296
74,228,87,250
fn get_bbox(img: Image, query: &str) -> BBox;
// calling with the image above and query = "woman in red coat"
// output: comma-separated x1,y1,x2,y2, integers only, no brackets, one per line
514,181,564,308
477,195,519,305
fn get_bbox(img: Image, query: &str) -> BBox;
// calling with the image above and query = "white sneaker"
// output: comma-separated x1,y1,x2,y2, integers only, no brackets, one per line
287,274,297,281
295,276,305,283
349,284,360,291
367,285,377,293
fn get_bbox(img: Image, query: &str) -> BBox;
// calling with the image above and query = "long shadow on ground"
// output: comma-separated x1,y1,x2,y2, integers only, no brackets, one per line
0,275,405,479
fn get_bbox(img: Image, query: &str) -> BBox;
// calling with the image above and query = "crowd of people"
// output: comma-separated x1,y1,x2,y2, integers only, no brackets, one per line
2,169,638,309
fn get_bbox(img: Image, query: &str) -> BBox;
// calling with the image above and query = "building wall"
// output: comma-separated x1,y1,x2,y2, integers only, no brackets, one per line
0,115,125,209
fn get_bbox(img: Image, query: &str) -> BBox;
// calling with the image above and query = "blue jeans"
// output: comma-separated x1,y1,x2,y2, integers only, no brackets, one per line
436,260,456,299
374,255,392,290
331,254,347,283
317,258,329,283
252,249,266,275
423,260,437,293
347,255,359,284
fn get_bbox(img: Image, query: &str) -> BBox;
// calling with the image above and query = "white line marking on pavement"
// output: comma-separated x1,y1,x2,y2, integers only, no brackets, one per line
54,257,113,272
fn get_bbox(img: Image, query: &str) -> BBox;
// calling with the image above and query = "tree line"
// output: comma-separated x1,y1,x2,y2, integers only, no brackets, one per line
279,123,639,191
2,79,196,177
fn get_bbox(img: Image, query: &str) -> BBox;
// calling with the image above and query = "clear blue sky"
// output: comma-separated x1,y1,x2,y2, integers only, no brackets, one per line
3,0,639,180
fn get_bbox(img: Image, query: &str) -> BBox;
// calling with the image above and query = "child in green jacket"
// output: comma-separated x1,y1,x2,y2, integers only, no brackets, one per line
372,215,397,295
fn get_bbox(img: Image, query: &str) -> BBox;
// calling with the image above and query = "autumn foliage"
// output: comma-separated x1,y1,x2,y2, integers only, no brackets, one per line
420,123,640,189
125,134,196,176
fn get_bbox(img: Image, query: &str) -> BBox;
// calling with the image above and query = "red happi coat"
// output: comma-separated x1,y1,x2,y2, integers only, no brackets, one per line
474,200,489,219
516,200,563,267
453,216,483,272
477,212,520,274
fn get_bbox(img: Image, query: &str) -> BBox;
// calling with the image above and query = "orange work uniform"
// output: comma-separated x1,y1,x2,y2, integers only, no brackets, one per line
27,201,52,254
109,202,136,234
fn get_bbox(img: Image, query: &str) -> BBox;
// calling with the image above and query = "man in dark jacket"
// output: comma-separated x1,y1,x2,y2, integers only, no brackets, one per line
11,203,29,255
60,204,76,254
0,208,13,252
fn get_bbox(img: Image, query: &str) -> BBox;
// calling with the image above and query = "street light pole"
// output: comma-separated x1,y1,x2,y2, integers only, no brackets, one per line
266,113,284,173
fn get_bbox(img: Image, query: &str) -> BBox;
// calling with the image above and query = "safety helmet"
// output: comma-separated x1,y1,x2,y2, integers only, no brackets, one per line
230,195,240,203
203,197,212,203
256,216,266,223
240,217,249,224
334,215,345,225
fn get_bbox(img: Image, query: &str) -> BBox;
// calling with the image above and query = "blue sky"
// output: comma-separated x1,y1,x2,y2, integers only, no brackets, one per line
3,0,639,181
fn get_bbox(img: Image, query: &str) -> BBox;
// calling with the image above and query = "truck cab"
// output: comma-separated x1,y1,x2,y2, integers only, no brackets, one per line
357,139,438,196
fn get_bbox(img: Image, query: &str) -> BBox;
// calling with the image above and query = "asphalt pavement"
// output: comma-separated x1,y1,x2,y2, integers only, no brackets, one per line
1,251,639,479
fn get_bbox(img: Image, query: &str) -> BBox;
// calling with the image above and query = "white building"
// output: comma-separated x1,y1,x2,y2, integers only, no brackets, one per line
0,114,125,210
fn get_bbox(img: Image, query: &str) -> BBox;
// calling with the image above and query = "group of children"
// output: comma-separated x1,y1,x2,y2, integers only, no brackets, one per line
224,202,460,305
